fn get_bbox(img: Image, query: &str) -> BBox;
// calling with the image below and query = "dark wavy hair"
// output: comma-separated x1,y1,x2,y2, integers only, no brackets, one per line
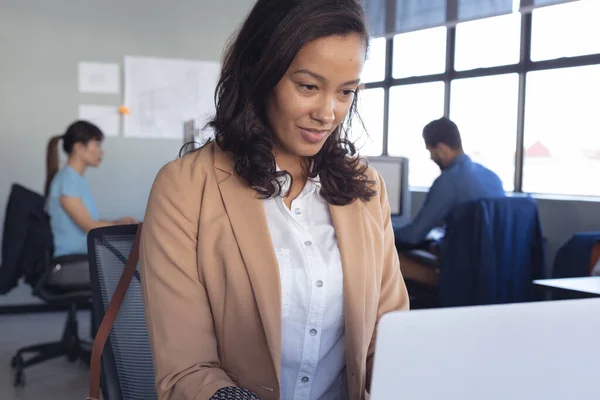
208,0,376,205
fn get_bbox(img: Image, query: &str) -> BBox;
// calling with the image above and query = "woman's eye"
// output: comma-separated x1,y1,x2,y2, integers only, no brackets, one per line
300,84,318,92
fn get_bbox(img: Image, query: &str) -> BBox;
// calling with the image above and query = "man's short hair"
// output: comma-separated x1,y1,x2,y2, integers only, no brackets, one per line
422,117,463,150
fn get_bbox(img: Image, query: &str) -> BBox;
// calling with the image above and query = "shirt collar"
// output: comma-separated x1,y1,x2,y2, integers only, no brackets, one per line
448,153,470,169
275,164,322,200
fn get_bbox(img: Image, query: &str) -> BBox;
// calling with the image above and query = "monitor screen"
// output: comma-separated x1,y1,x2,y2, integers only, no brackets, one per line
367,156,409,217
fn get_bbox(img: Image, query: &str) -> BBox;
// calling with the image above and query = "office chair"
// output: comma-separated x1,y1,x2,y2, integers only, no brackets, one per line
87,224,158,400
1,184,92,386
553,232,600,278
438,196,545,307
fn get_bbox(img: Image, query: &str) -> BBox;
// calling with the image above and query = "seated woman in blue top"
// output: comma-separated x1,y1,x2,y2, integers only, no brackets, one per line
46,120,137,257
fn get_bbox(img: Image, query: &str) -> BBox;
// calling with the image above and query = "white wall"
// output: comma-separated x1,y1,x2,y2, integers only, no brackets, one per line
0,0,256,262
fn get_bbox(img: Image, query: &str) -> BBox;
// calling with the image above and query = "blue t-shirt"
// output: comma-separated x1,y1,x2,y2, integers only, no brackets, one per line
47,166,98,257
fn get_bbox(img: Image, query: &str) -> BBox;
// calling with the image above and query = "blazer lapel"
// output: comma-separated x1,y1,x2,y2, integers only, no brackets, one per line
213,145,281,382
330,200,367,388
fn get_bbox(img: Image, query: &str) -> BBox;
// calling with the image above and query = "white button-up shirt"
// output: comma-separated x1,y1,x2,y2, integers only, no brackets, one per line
262,172,348,400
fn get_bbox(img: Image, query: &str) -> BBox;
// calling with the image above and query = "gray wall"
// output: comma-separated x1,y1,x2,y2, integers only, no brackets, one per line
0,0,256,262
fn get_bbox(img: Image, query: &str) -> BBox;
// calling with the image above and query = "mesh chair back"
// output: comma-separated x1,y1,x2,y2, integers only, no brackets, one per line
88,224,157,400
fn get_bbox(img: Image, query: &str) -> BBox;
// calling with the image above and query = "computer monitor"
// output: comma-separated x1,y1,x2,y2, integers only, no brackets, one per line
367,156,410,225
182,119,200,155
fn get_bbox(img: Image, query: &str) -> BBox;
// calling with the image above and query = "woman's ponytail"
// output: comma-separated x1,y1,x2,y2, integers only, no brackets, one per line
44,134,63,198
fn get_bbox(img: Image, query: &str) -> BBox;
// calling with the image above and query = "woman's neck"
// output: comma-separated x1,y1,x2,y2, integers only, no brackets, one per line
68,158,87,176
274,147,304,177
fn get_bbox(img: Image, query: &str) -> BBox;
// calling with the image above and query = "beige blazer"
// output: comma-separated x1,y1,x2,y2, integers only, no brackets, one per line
139,141,409,400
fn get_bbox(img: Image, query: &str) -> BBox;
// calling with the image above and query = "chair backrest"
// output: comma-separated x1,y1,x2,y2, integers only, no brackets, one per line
439,196,545,307
87,224,157,400
0,183,53,294
553,232,600,278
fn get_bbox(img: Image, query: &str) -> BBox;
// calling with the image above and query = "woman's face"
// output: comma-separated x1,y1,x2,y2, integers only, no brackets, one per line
75,139,104,167
266,33,366,162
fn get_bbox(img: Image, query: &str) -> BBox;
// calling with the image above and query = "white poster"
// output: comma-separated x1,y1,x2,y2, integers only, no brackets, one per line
123,56,220,139
78,104,120,137
78,62,120,94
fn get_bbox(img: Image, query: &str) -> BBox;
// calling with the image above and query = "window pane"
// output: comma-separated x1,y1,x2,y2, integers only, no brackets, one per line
522,65,600,196
362,37,386,84
349,88,384,156
455,13,521,71
449,74,519,191
531,0,600,61
388,82,445,187
393,27,446,78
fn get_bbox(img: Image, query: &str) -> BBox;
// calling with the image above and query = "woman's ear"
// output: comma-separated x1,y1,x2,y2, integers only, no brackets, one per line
72,141,84,154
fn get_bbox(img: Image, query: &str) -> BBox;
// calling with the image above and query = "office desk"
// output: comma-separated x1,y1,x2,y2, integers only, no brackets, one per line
534,277,600,298
398,249,439,309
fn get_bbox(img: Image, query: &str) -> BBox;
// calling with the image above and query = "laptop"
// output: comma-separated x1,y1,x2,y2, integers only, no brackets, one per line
370,299,600,400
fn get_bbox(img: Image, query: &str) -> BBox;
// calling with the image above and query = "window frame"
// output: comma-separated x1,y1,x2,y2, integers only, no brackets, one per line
364,6,600,196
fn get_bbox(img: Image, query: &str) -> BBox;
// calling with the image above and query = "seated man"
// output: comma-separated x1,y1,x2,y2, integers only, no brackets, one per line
396,117,506,284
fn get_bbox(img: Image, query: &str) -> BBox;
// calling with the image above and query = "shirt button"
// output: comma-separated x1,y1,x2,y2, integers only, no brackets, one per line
316,280,323,288
304,241,312,246
309,329,318,336
294,208,302,215
301,376,309,383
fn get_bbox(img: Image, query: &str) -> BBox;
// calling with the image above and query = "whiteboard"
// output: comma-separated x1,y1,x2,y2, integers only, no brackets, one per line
123,56,220,139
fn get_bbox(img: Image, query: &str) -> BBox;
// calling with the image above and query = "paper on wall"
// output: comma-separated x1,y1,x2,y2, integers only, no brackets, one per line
123,56,220,139
78,62,120,94
78,104,120,137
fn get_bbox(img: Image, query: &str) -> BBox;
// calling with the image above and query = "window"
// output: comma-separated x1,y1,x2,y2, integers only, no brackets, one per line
393,27,446,78
362,37,386,84
454,13,521,71
388,82,445,187
522,65,600,196
449,74,519,191
349,88,384,156
362,0,600,196
531,0,600,61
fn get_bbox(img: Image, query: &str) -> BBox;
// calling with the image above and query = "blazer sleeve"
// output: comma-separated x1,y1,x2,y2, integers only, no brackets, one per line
365,170,410,390
140,160,235,400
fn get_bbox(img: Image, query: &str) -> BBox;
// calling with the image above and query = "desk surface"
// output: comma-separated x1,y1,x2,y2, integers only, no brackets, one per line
534,276,600,295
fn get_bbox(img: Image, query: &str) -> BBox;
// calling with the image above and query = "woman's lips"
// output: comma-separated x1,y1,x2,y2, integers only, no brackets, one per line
299,127,329,144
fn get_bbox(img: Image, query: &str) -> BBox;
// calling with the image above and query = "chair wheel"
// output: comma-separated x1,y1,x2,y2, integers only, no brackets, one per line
14,369,25,386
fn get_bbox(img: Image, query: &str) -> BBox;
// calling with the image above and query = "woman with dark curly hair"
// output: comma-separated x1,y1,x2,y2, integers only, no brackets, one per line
139,0,409,399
